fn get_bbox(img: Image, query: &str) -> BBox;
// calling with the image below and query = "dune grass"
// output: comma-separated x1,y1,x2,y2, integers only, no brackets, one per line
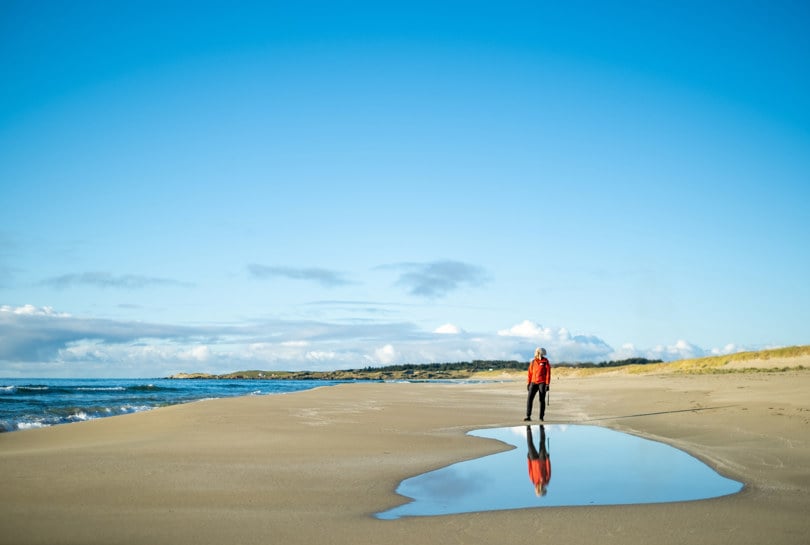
625,345,810,375
538,345,810,378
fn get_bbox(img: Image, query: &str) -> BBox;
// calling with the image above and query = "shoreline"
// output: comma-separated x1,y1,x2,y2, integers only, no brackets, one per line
2,368,809,545
0,378,355,434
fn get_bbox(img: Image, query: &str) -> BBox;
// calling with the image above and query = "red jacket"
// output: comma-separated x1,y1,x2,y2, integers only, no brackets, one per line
528,456,552,486
527,357,551,385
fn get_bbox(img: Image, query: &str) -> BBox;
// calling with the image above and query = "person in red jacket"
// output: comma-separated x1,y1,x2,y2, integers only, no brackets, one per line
524,347,551,421
526,424,551,496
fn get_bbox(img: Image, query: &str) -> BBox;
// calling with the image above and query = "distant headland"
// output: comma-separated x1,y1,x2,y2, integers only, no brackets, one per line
167,346,810,380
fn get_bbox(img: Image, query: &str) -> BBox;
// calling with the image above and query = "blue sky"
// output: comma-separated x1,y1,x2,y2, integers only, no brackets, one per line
1,1,808,377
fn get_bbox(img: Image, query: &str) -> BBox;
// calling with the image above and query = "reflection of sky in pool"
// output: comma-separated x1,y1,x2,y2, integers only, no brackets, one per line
377,425,743,520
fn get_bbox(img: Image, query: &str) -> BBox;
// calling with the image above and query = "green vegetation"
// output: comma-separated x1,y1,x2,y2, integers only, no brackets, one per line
575,357,663,368
624,345,810,375
170,357,664,381
168,346,808,380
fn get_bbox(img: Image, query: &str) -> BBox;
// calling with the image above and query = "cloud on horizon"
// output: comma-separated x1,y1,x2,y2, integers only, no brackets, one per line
497,320,616,362
0,304,218,365
384,260,489,298
0,305,749,378
248,264,354,287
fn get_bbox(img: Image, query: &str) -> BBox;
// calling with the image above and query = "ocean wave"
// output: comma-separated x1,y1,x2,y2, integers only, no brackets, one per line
66,410,90,422
129,384,161,392
16,421,48,431
6,384,168,396
75,386,126,392
0,378,345,433
2,404,157,432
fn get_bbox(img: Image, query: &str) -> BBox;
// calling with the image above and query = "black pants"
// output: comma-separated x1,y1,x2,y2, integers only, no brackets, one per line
526,383,547,420
526,425,548,459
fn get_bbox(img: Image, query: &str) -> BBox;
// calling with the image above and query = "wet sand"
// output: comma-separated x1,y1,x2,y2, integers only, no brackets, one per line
2,366,809,545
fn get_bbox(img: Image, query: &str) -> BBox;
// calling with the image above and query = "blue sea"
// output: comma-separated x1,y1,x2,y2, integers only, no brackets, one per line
0,378,350,433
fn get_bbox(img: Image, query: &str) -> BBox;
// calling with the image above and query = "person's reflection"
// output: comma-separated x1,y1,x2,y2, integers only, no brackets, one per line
527,425,551,496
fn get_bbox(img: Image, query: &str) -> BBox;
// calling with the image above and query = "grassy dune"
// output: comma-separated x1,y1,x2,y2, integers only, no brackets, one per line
627,345,809,374
541,345,810,378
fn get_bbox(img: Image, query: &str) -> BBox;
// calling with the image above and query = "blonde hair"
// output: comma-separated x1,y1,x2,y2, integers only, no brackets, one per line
535,347,547,358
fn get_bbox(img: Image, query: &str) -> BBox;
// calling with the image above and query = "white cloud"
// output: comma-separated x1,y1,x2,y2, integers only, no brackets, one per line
58,341,212,365
374,344,397,365
496,320,613,362
609,343,642,361
434,323,462,334
0,305,753,377
647,339,705,361
710,343,745,356
497,320,555,340
610,340,754,362
181,345,211,362
1,304,69,317
305,350,338,361
58,341,107,361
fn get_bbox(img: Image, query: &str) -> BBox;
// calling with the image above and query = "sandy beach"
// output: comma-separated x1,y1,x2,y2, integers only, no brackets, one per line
2,365,809,545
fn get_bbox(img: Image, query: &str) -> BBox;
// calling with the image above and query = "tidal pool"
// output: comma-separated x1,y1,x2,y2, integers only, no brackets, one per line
377,425,742,519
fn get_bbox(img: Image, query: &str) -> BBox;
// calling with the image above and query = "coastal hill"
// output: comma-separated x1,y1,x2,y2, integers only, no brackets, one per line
168,345,809,380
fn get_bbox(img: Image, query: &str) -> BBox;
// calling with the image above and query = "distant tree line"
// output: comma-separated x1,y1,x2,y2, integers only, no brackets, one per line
567,357,664,368
355,360,524,373
354,357,663,373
